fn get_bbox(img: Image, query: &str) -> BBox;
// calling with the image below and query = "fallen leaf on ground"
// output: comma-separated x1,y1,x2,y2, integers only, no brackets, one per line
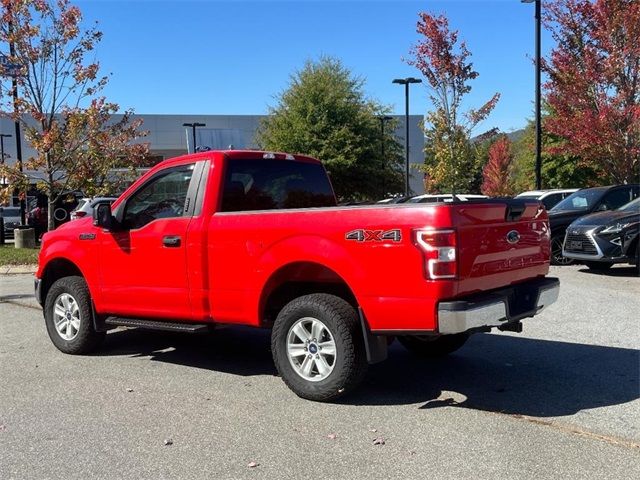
373,437,386,446
327,433,337,440
126,388,134,393
163,439,173,446
247,461,259,468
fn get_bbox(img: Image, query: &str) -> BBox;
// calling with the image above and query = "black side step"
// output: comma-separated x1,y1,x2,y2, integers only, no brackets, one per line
104,317,210,333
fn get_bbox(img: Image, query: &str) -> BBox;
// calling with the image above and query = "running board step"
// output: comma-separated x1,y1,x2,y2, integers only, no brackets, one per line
104,317,210,333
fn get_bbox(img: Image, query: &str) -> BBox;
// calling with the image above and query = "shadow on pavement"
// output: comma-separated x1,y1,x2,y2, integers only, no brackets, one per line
577,265,639,277
99,327,639,418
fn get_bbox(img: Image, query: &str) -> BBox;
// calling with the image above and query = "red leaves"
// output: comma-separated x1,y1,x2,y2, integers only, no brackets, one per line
543,0,639,183
481,136,515,197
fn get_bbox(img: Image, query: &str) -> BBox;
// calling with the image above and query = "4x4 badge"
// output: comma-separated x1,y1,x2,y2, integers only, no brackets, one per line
346,229,402,243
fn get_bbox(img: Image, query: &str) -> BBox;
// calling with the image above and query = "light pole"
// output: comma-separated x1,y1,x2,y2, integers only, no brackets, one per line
378,115,393,198
183,122,206,154
522,0,542,190
0,133,11,165
392,77,422,197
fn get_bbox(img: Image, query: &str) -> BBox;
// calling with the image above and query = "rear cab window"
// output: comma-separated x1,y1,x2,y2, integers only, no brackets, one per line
220,158,336,212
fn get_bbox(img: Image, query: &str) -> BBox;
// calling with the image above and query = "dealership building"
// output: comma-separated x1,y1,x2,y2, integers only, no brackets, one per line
0,113,425,202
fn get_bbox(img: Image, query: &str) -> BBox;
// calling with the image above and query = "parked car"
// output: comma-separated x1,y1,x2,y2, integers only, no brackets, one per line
28,191,84,238
376,196,412,204
548,184,640,265
562,197,640,271
516,189,578,210
35,150,558,402
407,194,488,203
70,197,118,221
0,206,21,239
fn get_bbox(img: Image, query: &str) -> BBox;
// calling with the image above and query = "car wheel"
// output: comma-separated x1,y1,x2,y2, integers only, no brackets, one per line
44,276,105,354
271,293,367,402
551,233,574,266
398,333,470,357
584,261,613,271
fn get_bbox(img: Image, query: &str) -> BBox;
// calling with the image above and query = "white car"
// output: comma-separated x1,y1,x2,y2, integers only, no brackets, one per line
407,194,488,204
516,189,578,210
70,197,118,221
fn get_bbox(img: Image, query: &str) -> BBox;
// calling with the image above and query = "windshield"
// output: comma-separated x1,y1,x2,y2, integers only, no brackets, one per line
550,189,603,212
618,197,640,212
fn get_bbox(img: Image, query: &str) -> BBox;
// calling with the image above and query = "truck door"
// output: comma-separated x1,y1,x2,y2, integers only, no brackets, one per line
98,162,203,319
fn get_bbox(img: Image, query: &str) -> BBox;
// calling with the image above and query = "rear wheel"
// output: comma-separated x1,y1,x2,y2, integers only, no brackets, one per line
44,276,105,354
551,233,574,266
584,261,613,272
271,294,367,402
398,333,470,358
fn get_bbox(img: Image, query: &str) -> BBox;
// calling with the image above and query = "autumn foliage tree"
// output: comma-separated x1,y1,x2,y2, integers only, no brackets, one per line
481,135,515,197
406,12,500,193
0,0,148,230
543,0,639,184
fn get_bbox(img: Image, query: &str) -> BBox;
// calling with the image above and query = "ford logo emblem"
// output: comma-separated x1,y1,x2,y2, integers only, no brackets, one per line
506,230,520,244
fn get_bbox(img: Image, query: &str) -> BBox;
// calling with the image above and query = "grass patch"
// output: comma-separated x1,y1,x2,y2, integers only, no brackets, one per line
0,244,40,266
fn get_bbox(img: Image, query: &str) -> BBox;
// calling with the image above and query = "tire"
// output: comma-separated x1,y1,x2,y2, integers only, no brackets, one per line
584,261,613,271
551,233,575,266
271,294,367,402
398,333,470,358
44,276,105,354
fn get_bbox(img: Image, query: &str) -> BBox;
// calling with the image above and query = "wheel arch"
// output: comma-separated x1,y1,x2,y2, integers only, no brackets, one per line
258,261,358,327
40,257,86,306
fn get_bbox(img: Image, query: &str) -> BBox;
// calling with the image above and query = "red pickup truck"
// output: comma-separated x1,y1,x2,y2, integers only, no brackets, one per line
36,150,559,401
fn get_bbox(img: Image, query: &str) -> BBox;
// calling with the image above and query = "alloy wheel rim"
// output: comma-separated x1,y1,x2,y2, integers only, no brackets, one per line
286,317,337,382
53,293,81,341
552,237,574,265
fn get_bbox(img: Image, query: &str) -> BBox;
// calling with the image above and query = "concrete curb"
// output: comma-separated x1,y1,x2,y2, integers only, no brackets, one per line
0,264,37,275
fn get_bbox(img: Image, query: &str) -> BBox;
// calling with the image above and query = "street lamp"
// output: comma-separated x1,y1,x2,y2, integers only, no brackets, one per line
522,0,542,190
378,116,393,197
392,77,422,197
0,133,11,165
182,122,206,154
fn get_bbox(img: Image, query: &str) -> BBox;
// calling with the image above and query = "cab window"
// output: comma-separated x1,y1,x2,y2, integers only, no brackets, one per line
122,164,195,229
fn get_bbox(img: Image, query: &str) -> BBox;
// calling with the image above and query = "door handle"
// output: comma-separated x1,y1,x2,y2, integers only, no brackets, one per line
163,235,182,248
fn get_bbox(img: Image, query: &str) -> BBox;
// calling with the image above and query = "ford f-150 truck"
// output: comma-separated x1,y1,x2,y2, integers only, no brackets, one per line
36,150,559,401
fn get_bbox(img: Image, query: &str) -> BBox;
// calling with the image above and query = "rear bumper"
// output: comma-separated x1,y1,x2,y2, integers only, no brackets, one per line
437,277,559,335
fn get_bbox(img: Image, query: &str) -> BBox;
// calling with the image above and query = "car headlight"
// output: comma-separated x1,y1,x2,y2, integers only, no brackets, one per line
600,222,632,234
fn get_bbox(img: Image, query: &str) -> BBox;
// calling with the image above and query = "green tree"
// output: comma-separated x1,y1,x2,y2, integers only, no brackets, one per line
510,120,600,192
256,57,404,201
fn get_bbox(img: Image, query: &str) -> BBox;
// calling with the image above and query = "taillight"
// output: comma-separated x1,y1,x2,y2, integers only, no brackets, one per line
414,229,457,279
74,211,87,218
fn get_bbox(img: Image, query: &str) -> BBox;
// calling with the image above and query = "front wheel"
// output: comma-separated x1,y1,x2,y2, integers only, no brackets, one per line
398,333,470,358
271,294,367,402
44,276,105,354
551,233,575,266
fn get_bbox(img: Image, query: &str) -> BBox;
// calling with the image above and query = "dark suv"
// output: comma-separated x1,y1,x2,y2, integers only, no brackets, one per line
563,197,639,271
548,184,640,265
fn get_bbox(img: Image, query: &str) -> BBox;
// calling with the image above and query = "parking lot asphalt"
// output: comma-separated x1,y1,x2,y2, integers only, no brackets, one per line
1,265,639,479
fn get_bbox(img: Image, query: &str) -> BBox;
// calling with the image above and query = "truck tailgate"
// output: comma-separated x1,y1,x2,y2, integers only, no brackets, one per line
450,200,550,296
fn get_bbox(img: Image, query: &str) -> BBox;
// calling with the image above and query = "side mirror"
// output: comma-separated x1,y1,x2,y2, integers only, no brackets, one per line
93,202,114,230
596,204,608,212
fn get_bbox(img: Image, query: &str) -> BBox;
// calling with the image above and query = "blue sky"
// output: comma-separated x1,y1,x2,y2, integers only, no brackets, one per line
78,0,554,133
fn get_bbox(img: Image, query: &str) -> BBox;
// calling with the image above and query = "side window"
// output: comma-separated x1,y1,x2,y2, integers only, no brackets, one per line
600,188,631,210
542,194,560,210
123,164,195,229
220,159,335,212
